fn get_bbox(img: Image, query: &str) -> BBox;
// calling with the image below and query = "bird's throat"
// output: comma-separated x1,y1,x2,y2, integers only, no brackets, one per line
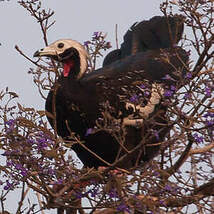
63,60,75,77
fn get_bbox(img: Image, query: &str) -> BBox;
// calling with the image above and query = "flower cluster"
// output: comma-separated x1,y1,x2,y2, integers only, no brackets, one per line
164,85,176,97
117,202,131,213
84,32,112,51
193,133,204,144
1,117,78,192
84,31,112,71
5,119,16,133
84,32,111,52
129,94,139,103
203,112,214,140
3,180,14,191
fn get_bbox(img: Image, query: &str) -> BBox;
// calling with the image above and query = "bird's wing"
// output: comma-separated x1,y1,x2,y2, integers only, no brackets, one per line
121,15,184,57
83,47,188,86
103,15,184,67
81,47,188,120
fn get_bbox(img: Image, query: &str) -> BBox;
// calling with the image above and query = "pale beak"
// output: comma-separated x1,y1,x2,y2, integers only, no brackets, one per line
33,46,57,57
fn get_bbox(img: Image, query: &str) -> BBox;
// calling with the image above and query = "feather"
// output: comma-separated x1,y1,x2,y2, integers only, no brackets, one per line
33,15,189,169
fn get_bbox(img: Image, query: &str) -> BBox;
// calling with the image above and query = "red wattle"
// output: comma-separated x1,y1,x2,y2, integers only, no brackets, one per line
63,61,75,77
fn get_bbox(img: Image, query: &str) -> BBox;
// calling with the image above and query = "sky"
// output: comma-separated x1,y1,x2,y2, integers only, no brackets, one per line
0,0,168,213
1,0,165,109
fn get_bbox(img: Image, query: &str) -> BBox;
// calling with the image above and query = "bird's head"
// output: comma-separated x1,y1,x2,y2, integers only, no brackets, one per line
34,39,89,79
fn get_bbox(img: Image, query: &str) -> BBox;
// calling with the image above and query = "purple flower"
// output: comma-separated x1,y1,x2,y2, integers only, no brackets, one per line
20,168,28,177
88,188,98,198
54,179,63,185
144,90,150,97
84,41,90,47
36,136,49,150
193,133,204,143
164,184,172,191
159,200,166,206
15,164,28,177
204,112,214,118
108,189,118,198
185,72,192,79
117,203,130,213
38,131,51,140
184,92,191,99
207,127,214,140
27,138,35,144
5,119,16,133
93,32,100,39
85,128,93,136
130,94,139,103
140,84,146,89
43,167,55,176
15,164,22,170
74,191,84,199
206,120,214,126
162,74,175,81
5,119,15,126
2,151,12,156
4,180,13,191
203,112,214,139
6,160,13,166
152,130,159,140
164,90,174,97
205,87,211,97
37,141,48,150
170,85,176,91
153,171,160,177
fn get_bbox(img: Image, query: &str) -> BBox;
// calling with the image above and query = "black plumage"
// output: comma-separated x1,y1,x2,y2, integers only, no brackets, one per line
103,15,184,66
34,15,188,169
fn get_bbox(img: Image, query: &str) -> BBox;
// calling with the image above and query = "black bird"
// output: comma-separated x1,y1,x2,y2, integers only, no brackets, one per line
103,15,184,66
34,16,188,169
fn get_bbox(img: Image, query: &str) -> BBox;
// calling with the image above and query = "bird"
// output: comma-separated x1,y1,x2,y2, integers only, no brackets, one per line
33,15,188,169
103,15,184,66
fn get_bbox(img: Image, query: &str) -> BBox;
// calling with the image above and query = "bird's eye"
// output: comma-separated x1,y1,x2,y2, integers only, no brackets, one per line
57,43,64,49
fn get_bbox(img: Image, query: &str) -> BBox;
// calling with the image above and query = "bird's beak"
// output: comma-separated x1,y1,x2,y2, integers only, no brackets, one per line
33,50,42,57
33,46,57,58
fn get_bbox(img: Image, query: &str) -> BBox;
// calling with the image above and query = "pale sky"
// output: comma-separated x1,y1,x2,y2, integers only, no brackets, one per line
0,1,166,213
1,0,164,109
